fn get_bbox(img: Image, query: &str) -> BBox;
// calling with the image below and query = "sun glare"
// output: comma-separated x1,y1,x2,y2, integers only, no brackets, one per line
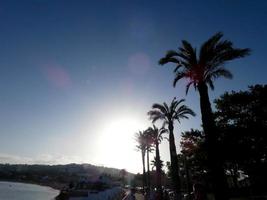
95,117,147,172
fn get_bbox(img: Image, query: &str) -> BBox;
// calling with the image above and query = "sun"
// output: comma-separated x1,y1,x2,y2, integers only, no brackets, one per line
94,117,147,172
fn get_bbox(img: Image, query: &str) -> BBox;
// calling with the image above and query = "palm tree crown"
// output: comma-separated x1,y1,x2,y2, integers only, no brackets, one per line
148,97,196,125
145,125,166,146
159,32,251,93
135,131,147,153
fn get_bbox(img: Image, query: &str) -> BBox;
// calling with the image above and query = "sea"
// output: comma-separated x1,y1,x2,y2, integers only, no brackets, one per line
0,181,59,200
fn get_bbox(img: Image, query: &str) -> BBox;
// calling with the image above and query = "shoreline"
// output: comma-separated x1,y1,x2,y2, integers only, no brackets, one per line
0,179,63,191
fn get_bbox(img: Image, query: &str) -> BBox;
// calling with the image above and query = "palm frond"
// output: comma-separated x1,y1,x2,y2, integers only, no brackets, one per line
163,102,170,115
147,110,166,123
207,79,215,90
177,40,198,67
199,32,224,64
169,97,178,116
221,48,251,61
151,103,168,115
185,81,195,94
173,71,187,87
148,99,195,130
173,64,182,73
211,68,233,80
159,50,180,65
175,104,196,121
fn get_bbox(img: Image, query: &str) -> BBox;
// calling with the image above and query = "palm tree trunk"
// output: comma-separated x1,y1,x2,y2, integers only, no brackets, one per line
155,140,162,198
147,148,151,190
168,122,181,200
142,150,146,191
198,82,228,200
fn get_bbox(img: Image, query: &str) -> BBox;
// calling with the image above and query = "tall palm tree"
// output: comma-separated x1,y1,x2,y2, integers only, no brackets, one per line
148,98,195,200
146,125,167,196
144,128,153,190
136,131,147,191
159,32,250,200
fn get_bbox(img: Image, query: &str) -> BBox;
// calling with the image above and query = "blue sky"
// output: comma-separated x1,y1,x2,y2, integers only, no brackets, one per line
0,0,266,173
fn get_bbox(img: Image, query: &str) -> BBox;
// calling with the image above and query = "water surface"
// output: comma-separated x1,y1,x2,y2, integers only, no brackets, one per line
0,181,59,200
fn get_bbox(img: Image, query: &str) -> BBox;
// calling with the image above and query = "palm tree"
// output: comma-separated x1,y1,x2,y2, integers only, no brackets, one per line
136,131,147,191
159,32,250,200
146,125,167,196
148,98,195,200
143,128,153,190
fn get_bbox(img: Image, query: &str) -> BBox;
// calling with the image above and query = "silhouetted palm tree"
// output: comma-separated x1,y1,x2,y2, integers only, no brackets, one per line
144,128,154,190
146,125,167,196
148,98,195,200
136,131,147,191
159,32,250,200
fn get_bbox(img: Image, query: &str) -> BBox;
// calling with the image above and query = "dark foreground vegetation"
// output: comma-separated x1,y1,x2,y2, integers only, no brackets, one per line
179,84,267,199
134,84,267,200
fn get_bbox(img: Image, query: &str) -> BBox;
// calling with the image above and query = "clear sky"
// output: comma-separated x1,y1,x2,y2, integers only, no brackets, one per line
0,0,266,173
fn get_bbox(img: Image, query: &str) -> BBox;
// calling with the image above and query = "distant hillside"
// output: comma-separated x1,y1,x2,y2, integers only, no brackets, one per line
0,163,134,189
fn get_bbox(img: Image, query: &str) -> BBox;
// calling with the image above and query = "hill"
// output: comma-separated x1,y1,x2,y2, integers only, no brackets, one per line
0,163,134,189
